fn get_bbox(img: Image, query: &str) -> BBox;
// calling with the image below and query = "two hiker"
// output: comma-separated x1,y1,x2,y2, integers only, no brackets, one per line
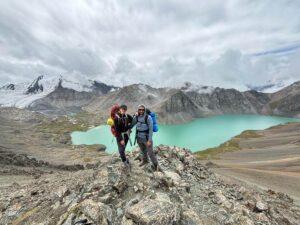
109,104,159,171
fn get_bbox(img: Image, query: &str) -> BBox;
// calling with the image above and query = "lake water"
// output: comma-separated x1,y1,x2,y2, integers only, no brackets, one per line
71,114,300,153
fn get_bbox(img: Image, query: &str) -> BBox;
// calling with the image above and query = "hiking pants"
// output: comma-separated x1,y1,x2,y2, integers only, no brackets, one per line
137,140,158,166
117,134,129,162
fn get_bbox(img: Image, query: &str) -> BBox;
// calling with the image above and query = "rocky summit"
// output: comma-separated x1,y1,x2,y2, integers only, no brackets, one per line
0,145,299,225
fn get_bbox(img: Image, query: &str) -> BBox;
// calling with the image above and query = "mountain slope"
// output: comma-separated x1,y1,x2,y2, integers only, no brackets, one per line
154,89,207,123
29,85,97,115
84,83,172,113
84,83,209,123
263,81,300,117
85,83,277,123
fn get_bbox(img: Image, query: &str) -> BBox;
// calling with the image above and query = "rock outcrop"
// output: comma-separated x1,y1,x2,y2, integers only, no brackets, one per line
0,145,299,224
26,75,44,94
263,81,300,117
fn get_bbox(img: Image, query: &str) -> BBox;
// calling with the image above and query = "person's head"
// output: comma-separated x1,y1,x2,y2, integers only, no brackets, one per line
120,104,127,115
137,104,146,115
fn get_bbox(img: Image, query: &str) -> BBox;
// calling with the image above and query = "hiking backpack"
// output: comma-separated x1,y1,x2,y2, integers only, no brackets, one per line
143,109,159,132
107,104,120,137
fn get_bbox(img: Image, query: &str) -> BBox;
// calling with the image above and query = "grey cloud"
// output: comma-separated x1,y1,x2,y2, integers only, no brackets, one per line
0,0,299,90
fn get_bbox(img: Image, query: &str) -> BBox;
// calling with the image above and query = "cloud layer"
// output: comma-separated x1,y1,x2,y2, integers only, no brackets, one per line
0,0,300,90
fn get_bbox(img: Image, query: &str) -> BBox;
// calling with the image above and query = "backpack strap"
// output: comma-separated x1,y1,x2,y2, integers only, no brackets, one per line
136,114,148,125
125,114,128,127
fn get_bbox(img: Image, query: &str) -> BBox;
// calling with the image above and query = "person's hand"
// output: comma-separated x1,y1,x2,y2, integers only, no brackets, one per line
146,140,152,147
120,140,125,146
135,112,138,116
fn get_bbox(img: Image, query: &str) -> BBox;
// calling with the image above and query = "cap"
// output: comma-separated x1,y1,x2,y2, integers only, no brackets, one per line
120,104,127,110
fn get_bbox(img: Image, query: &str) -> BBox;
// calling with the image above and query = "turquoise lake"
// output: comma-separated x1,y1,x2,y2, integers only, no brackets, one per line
71,114,300,153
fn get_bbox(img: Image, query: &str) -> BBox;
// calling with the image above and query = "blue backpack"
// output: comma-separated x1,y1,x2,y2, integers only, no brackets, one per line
145,109,159,132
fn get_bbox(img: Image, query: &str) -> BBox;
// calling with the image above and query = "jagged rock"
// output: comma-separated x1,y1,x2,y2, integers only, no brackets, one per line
0,145,299,225
99,193,114,204
175,162,184,174
255,201,268,212
164,171,181,186
55,185,69,198
26,75,44,94
113,179,128,194
210,190,227,205
121,216,134,225
133,185,139,192
125,195,179,225
199,171,207,179
180,209,204,225
79,199,112,224
97,144,107,151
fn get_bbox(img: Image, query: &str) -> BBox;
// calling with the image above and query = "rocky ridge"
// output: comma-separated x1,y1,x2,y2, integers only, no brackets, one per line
0,145,299,225
85,81,300,124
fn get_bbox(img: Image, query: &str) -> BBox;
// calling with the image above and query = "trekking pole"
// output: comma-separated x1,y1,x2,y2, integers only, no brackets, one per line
127,131,133,146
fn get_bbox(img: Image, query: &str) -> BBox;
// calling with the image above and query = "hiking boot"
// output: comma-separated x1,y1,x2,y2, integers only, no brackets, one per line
151,164,162,172
122,161,130,171
134,155,141,161
126,159,132,172
139,160,149,167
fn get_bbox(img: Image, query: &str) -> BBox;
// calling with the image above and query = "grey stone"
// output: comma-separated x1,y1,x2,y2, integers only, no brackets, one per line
125,197,179,225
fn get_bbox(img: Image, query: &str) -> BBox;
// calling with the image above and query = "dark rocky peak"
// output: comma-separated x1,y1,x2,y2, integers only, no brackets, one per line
26,75,44,94
57,77,63,89
91,80,117,94
1,83,15,90
214,87,236,92
180,81,192,91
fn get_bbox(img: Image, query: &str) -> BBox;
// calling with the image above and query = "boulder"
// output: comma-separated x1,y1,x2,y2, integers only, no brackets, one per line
97,144,107,152
125,196,179,225
164,171,182,186
79,199,112,224
210,190,227,205
255,201,268,212
180,209,204,225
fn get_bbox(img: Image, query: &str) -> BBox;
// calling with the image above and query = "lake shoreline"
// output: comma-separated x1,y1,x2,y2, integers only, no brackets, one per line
71,114,300,153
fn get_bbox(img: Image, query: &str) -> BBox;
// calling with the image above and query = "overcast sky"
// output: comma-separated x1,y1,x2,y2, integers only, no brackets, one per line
0,0,300,90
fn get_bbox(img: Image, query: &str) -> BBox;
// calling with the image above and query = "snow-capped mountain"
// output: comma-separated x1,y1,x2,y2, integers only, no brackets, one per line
246,78,297,93
0,75,117,109
1,75,299,120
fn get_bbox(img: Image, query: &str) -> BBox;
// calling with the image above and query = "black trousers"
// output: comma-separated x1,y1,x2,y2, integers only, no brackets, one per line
116,134,129,162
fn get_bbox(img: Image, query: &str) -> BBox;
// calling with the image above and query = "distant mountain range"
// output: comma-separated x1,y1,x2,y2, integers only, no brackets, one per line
0,76,299,122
